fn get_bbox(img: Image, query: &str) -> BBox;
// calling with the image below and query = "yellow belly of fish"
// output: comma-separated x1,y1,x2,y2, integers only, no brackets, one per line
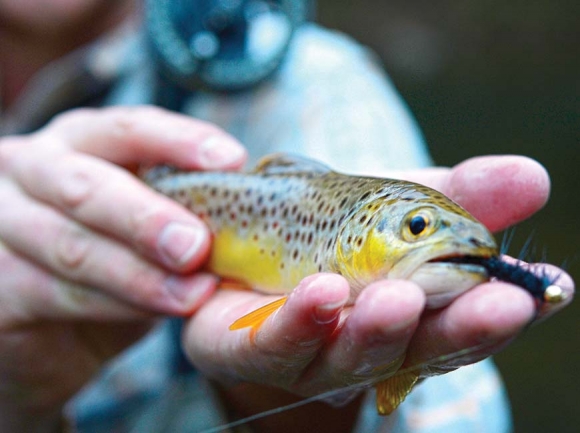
208,227,317,293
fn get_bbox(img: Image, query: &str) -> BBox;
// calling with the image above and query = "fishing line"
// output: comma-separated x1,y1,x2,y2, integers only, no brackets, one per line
198,341,494,433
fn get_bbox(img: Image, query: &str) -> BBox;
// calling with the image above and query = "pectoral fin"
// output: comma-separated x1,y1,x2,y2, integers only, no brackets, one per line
218,278,253,292
375,369,420,415
229,297,288,339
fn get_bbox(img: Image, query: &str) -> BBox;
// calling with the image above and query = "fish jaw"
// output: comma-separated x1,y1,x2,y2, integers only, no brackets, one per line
388,238,498,308
409,261,489,308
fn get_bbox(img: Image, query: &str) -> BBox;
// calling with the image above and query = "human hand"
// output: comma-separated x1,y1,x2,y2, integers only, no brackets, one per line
0,106,246,432
182,155,573,431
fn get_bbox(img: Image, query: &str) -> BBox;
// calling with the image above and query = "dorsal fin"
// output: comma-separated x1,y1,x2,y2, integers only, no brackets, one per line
252,153,332,176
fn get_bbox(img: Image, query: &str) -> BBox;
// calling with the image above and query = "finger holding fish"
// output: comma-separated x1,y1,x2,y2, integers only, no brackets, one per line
295,280,424,396
396,155,550,232
183,274,348,387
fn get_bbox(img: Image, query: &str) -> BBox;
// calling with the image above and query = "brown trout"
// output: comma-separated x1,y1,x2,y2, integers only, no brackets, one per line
146,153,554,415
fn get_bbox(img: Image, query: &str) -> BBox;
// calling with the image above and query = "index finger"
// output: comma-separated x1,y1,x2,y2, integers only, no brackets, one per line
392,155,550,232
45,106,247,170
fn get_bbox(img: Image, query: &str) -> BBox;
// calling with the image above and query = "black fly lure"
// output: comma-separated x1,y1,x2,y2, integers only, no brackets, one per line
452,255,566,305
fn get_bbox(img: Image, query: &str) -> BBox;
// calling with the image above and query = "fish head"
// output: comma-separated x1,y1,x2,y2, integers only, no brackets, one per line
335,187,498,307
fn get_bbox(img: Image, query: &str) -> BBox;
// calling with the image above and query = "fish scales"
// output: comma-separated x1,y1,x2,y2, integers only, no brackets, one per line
148,154,493,302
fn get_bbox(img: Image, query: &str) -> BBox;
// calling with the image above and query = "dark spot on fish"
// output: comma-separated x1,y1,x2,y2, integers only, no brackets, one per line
233,192,240,202
209,187,218,197
286,233,292,243
308,232,314,245
257,195,264,206
272,221,279,230
339,197,348,208
359,215,367,224
321,221,328,230
241,220,248,228
292,249,299,260
253,233,259,241
360,192,371,202
356,237,363,248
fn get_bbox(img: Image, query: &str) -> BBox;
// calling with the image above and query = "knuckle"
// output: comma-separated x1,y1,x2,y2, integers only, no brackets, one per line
127,202,167,247
55,224,92,273
55,159,98,210
106,105,166,137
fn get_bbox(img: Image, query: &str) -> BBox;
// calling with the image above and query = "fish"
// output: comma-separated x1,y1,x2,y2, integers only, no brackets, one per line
146,153,565,415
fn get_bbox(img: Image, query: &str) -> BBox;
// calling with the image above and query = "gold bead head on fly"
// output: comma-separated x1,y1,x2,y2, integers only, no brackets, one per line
332,181,498,308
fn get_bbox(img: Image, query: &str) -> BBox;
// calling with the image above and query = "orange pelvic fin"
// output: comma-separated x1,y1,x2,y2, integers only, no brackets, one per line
229,297,288,338
375,369,420,415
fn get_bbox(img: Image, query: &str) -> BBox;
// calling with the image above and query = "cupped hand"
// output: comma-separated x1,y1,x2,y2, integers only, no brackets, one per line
0,106,246,430
182,155,574,428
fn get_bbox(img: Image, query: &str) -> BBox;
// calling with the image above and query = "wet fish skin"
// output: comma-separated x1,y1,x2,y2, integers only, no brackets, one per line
148,154,498,305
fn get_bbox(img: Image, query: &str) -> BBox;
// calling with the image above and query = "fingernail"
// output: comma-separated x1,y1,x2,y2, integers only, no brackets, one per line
314,301,343,324
166,274,217,308
158,222,205,268
199,135,246,169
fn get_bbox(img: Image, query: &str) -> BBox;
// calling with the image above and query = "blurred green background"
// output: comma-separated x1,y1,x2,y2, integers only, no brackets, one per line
317,1,579,432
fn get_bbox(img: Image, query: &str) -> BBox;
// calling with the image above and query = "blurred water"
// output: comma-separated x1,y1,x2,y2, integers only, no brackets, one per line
318,1,579,431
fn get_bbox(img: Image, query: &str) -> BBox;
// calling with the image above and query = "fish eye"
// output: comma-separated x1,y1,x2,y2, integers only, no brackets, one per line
402,208,438,241
409,215,428,235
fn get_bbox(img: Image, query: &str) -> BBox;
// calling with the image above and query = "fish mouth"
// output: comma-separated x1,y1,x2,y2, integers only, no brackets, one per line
426,253,493,267
409,253,493,309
